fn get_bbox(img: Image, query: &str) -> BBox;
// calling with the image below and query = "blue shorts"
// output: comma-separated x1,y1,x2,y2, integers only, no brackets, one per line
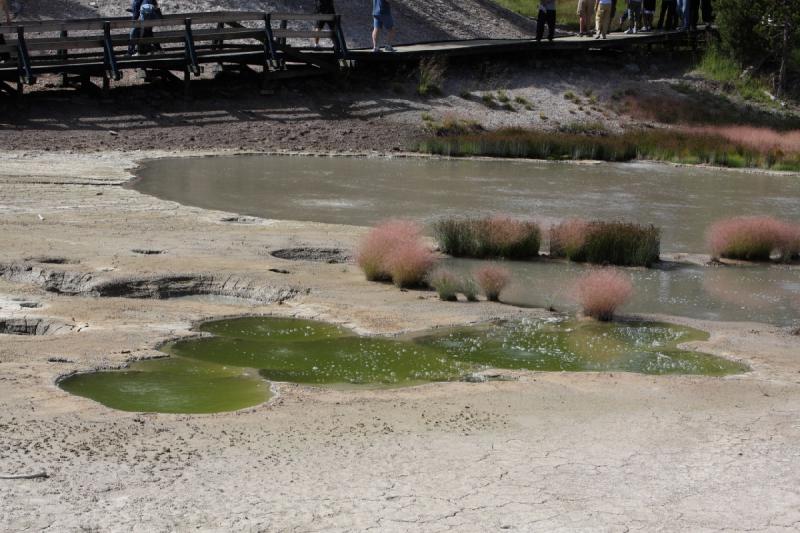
373,13,394,30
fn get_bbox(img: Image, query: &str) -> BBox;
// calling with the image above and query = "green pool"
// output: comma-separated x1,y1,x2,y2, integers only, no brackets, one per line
59,317,748,413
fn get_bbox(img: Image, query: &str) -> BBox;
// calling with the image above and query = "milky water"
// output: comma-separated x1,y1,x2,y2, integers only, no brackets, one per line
446,259,800,327
132,155,800,326
133,155,800,253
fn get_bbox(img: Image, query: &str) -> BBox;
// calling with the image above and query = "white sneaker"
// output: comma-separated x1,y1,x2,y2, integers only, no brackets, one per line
624,28,633,34
633,27,638,33
372,46,380,53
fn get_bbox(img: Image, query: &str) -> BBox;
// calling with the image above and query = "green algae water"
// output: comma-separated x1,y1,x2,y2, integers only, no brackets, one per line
59,317,748,413
58,357,270,414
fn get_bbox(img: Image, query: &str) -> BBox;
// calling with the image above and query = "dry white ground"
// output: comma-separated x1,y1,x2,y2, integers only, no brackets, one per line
0,150,798,531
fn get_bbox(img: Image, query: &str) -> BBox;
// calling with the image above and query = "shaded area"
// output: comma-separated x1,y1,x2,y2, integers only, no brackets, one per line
59,317,746,413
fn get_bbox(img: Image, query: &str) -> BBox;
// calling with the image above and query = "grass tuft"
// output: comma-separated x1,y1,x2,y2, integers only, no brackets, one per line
474,265,512,302
707,216,800,262
357,220,437,287
550,220,661,267
432,216,541,259
427,268,462,301
572,269,634,321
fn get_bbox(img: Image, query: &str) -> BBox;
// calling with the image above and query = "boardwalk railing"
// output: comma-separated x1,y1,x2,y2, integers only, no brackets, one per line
0,11,350,95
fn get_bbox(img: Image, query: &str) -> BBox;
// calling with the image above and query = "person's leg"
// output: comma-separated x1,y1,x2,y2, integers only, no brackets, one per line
129,27,140,55
595,5,602,37
656,0,666,28
314,19,323,47
372,16,381,51
383,15,396,50
668,1,677,28
701,0,712,24
601,4,611,36
547,10,556,40
536,8,546,41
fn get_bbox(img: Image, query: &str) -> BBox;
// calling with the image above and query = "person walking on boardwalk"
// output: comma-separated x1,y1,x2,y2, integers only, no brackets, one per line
642,0,655,31
536,0,556,42
594,0,613,39
313,0,335,49
577,0,593,36
1,0,11,24
624,0,643,33
656,0,677,30
128,0,162,56
372,0,396,52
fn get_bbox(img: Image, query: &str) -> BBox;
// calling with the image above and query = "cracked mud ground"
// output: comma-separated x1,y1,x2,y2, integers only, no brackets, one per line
0,151,799,531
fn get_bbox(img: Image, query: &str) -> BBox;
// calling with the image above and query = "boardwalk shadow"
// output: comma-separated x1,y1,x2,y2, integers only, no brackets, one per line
0,75,425,134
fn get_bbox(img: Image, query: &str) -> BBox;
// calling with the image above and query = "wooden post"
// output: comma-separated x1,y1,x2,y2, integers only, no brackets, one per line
183,18,200,76
16,26,36,85
102,21,121,82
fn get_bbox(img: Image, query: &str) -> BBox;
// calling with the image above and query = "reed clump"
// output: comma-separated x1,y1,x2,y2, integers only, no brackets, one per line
550,220,661,267
707,216,800,262
432,216,541,259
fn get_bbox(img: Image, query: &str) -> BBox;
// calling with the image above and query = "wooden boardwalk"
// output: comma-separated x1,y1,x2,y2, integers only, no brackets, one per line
350,27,709,62
0,10,709,97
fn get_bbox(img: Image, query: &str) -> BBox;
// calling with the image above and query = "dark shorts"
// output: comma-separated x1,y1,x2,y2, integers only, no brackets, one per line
373,13,394,30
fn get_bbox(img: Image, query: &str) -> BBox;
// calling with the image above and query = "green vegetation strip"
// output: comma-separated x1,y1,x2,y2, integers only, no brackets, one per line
416,128,800,171
59,317,747,413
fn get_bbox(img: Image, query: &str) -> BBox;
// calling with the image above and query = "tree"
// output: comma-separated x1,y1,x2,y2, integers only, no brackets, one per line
715,0,799,97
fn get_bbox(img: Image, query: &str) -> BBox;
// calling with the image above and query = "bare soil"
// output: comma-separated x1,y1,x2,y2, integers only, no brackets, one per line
1,3,799,531
0,150,799,531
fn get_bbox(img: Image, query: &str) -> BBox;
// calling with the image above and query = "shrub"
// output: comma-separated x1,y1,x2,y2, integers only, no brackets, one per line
356,220,431,282
384,243,437,288
550,220,660,267
474,265,512,302
418,57,446,97
572,269,633,321
427,268,461,301
707,216,800,262
432,216,541,259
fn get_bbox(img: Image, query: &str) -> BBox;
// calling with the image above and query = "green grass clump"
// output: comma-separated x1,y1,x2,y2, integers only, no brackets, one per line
460,277,480,302
418,57,446,97
550,220,661,267
428,268,462,301
432,216,542,260
557,121,607,135
697,47,773,104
